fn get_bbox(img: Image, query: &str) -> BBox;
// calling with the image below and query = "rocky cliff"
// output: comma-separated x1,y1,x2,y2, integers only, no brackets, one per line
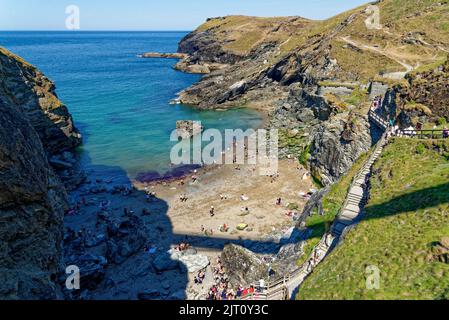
0,48,80,299
0,99,67,299
0,48,81,155
396,59,449,126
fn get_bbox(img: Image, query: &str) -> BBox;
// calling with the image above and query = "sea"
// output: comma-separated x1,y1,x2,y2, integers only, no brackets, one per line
0,31,263,181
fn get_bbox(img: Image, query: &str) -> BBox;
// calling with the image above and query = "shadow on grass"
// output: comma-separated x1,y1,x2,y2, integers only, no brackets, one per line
304,182,449,244
365,182,449,218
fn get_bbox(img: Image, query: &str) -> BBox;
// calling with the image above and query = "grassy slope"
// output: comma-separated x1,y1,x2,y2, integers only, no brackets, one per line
191,0,448,83
333,0,449,79
298,138,449,300
195,15,311,56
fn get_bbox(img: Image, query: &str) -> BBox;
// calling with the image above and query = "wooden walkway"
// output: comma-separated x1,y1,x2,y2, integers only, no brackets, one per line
399,129,448,139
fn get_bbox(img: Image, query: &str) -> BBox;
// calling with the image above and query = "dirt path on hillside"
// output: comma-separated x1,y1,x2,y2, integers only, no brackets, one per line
340,36,416,73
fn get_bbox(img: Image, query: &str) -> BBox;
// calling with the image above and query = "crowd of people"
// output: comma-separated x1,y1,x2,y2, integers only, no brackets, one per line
204,257,263,300
206,257,235,300
174,242,191,252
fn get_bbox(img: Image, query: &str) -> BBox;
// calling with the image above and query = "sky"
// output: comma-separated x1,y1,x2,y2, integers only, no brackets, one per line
0,0,369,31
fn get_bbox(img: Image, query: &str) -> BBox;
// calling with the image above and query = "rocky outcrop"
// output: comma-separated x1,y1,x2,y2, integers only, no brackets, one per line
429,237,449,264
309,113,373,185
368,82,389,100
106,214,147,265
0,99,67,299
178,29,243,65
396,60,449,124
221,244,268,287
141,52,188,59
0,48,81,155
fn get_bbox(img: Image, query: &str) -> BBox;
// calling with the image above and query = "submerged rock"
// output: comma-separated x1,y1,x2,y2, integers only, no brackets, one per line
141,52,188,59
175,120,204,140
138,289,161,300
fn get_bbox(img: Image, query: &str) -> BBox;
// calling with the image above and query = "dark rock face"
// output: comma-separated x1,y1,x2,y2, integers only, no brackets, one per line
0,100,67,299
0,48,80,299
309,113,372,185
221,244,268,287
64,254,107,291
151,252,180,273
397,60,449,122
178,30,242,65
106,215,147,265
272,86,333,127
0,48,81,155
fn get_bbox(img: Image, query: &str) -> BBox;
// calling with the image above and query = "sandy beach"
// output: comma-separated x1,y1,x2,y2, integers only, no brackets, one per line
64,154,313,299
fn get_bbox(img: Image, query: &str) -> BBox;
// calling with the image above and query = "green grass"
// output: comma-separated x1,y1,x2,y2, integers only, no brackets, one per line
296,150,371,266
329,39,404,81
298,138,449,300
298,144,311,168
342,87,369,107
278,129,307,159
411,55,448,75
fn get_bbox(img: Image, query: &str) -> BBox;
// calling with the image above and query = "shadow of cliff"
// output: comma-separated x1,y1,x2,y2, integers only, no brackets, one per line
66,151,189,300
67,150,299,300
364,182,449,219
304,182,449,245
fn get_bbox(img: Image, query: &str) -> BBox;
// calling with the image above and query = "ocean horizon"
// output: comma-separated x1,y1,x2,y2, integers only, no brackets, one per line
0,31,263,181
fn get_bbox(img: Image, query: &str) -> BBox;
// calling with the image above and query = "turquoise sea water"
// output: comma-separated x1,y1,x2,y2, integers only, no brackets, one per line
0,32,263,180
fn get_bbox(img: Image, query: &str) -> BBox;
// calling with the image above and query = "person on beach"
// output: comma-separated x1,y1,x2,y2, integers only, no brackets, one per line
210,206,215,217
276,198,282,206
219,224,229,232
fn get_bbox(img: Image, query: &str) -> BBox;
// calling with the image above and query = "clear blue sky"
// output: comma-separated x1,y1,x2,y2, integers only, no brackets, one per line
0,0,369,31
